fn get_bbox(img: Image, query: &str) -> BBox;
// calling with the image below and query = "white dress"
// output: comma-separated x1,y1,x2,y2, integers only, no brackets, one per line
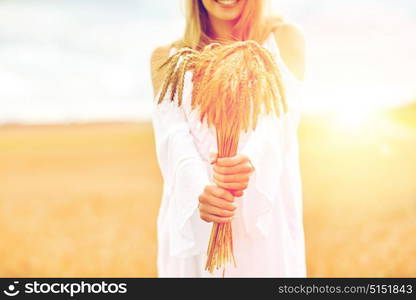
151,32,306,277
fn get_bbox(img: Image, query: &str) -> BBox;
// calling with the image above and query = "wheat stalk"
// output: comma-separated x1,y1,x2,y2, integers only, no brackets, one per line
157,39,287,274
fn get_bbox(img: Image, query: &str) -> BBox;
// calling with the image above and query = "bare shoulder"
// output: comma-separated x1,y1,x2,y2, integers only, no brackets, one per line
274,22,305,49
150,43,175,97
272,22,305,81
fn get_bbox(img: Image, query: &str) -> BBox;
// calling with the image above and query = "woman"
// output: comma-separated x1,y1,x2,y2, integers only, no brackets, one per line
150,0,306,277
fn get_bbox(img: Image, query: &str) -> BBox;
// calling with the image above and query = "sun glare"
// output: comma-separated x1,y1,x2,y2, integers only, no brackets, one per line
333,106,376,131
336,110,369,130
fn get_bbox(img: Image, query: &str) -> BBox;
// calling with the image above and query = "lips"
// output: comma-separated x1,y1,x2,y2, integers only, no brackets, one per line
214,0,239,8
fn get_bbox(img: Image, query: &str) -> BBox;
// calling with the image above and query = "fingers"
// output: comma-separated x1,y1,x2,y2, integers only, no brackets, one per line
211,154,254,193
205,185,234,202
199,202,234,218
213,163,253,175
213,172,250,184
199,185,237,224
213,177,248,191
200,212,233,224
232,190,244,197
199,190,237,211
212,172,250,190
216,154,248,167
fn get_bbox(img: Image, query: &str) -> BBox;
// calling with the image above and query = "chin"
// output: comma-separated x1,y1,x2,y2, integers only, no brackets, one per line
203,0,245,21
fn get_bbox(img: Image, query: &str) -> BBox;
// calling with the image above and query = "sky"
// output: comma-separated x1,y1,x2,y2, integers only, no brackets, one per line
0,0,415,123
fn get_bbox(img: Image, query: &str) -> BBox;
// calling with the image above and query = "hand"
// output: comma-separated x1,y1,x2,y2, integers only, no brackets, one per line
198,184,237,223
210,153,255,197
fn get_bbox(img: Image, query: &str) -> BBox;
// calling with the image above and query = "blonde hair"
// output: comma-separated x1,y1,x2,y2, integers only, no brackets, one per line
175,0,284,50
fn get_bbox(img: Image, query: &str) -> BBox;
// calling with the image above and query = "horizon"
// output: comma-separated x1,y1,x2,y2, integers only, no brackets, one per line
0,0,415,124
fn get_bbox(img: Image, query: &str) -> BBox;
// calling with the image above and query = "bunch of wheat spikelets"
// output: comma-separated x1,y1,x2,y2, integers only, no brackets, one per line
157,39,287,274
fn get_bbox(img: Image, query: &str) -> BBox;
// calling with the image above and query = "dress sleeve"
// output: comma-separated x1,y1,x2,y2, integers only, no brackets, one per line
151,72,212,258
239,113,285,238
239,76,304,239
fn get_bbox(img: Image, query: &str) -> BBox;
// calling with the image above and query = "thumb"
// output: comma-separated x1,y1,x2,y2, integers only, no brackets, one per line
209,152,218,164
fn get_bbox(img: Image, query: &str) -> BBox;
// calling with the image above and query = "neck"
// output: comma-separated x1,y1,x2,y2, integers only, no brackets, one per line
208,16,236,41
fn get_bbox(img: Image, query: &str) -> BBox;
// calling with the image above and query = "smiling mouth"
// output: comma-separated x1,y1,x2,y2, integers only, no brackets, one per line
214,0,239,8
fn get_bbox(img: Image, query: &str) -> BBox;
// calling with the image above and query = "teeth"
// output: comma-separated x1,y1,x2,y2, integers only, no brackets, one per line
216,0,238,5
